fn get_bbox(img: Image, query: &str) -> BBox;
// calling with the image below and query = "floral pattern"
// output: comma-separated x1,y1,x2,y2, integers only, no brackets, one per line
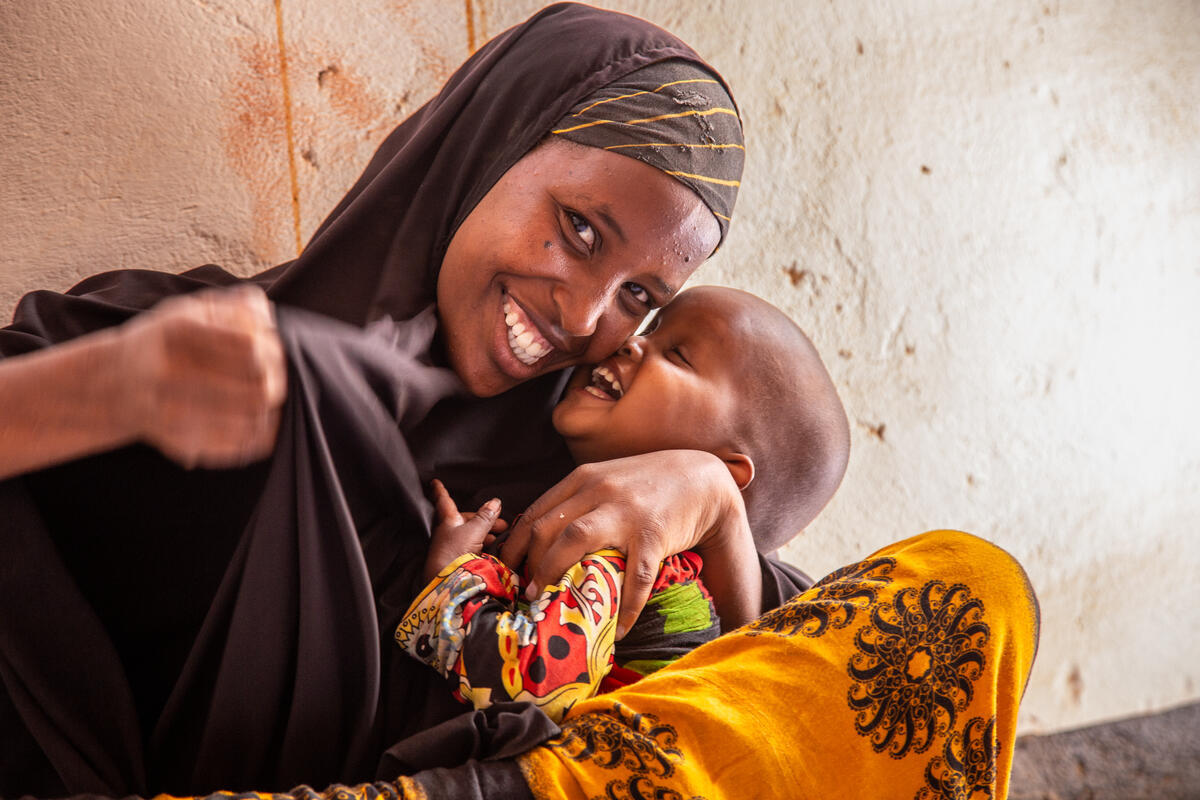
548,701,684,777
848,581,989,758
916,716,998,800
745,557,896,639
546,702,709,800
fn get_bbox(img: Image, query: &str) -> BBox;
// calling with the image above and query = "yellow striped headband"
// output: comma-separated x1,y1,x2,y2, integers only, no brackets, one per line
552,59,745,241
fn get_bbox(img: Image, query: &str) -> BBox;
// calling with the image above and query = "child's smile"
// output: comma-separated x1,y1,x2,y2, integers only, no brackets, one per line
580,363,625,400
552,289,748,467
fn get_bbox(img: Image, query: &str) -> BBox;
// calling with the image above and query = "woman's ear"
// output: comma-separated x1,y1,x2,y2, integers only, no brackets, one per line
718,451,755,491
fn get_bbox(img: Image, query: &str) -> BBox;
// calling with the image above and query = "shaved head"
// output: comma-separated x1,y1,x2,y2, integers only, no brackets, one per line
676,287,850,551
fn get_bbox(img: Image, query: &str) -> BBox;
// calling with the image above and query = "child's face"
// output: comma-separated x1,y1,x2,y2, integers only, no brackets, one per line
552,289,747,465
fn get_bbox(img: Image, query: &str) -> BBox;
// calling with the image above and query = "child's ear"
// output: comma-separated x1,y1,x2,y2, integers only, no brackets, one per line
717,450,755,491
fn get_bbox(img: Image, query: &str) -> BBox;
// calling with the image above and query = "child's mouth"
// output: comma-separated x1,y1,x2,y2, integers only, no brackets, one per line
583,364,624,400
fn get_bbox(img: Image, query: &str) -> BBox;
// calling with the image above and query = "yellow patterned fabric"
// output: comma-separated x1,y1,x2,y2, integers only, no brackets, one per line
518,530,1040,800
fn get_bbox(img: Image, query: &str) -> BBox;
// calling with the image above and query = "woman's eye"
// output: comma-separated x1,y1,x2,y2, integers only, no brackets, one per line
623,282,652,308
568,212,596,250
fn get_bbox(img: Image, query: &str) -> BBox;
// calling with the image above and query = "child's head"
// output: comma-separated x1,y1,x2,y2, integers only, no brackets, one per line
552,285,850,551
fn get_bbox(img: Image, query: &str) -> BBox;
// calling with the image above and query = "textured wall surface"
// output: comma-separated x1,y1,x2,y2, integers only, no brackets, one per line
2,1,1197,736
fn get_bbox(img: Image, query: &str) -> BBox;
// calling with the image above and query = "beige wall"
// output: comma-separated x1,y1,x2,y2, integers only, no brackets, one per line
2,1,1197,735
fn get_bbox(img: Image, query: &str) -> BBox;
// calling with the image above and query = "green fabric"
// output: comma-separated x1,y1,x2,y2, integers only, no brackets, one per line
620,659,675,677
645,581,713,635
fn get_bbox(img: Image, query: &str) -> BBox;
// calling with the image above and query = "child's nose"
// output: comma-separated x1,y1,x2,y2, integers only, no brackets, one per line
619,336,645,361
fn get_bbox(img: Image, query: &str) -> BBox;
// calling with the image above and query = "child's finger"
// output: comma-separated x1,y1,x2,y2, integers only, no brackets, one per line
431,479,463,525
467,499,502,544
490,517,509,534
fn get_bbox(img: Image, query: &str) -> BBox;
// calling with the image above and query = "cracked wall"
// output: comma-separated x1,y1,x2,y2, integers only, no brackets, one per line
1,0,1198,736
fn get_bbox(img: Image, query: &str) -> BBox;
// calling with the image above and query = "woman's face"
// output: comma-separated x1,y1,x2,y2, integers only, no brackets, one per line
437,138,720,397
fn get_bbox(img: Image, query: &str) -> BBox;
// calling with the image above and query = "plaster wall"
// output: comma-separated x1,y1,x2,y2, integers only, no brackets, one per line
1,0,1197,736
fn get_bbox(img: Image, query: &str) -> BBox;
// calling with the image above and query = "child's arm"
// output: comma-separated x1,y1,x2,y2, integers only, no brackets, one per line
398,546,626,723
399,483,627,722
401,486,722,721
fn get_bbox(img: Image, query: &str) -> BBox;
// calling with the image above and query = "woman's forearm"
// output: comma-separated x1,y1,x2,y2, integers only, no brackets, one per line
0,328,137,481
693,488,762,630
0,285,286,481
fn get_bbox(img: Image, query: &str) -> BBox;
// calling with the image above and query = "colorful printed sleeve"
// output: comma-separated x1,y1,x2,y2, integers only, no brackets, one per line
395,550,627,722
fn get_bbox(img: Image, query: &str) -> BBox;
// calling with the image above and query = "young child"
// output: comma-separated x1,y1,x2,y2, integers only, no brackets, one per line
395,286,850,721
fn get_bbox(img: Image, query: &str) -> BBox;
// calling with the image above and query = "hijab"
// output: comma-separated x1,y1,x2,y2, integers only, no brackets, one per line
265,3,742,326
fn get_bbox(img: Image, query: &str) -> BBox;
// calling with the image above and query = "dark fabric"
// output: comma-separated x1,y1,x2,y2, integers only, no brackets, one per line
759,551,814,607
0,304,572,796
378,702,560,776
406,760,534,800
0,4,807,797
553,59,744,240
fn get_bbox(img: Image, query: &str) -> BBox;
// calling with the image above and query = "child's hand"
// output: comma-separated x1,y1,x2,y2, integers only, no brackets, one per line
423,479,506,584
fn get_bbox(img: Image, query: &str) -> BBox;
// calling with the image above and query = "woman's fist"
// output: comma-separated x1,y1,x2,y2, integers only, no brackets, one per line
119,285,287,468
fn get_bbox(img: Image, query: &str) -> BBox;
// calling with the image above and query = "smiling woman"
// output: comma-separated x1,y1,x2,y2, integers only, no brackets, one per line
0,4,796,797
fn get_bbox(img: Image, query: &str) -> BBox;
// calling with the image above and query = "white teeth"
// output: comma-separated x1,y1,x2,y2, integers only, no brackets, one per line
502,298,552,366
595,366,621,392
589,365,624,399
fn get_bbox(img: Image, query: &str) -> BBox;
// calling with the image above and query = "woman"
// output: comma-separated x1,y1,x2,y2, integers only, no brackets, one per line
0,4,803,796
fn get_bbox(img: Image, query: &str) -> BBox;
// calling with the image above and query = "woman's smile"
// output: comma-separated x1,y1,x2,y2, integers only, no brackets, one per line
437,137,718,398
502,293,554,366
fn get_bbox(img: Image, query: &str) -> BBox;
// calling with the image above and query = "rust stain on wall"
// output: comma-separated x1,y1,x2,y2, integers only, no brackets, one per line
273,0,303,256
391,2,456,85
464,0,477,53
221,37,294,268
476,1,488,46
313,61,382,130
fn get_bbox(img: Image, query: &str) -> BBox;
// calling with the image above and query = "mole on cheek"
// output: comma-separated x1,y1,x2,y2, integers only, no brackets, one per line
544,241,552,249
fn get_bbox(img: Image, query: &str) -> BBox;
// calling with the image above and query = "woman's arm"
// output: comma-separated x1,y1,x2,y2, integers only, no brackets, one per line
500,450,763,637
0,286,285,480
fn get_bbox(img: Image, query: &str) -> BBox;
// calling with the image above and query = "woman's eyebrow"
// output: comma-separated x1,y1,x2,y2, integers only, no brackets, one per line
594,207,626,244
654,279,677,300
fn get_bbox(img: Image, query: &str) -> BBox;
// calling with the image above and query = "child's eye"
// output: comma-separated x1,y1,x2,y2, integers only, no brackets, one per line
669,346,691,367
567,211,597,250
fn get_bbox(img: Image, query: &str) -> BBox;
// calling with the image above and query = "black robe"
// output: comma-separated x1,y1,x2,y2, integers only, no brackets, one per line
0,4,809,796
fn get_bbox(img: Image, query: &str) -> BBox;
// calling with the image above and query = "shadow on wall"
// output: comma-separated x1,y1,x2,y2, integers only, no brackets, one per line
1009,701,1200,800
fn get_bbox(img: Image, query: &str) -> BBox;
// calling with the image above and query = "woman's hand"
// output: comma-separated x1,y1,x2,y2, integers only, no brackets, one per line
118,285,287,468
500,450,763,637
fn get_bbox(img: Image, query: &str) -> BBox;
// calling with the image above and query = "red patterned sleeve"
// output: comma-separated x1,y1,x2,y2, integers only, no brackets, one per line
395,550,627,722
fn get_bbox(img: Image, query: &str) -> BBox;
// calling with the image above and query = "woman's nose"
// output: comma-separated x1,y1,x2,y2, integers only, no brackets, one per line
552,285,608,339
